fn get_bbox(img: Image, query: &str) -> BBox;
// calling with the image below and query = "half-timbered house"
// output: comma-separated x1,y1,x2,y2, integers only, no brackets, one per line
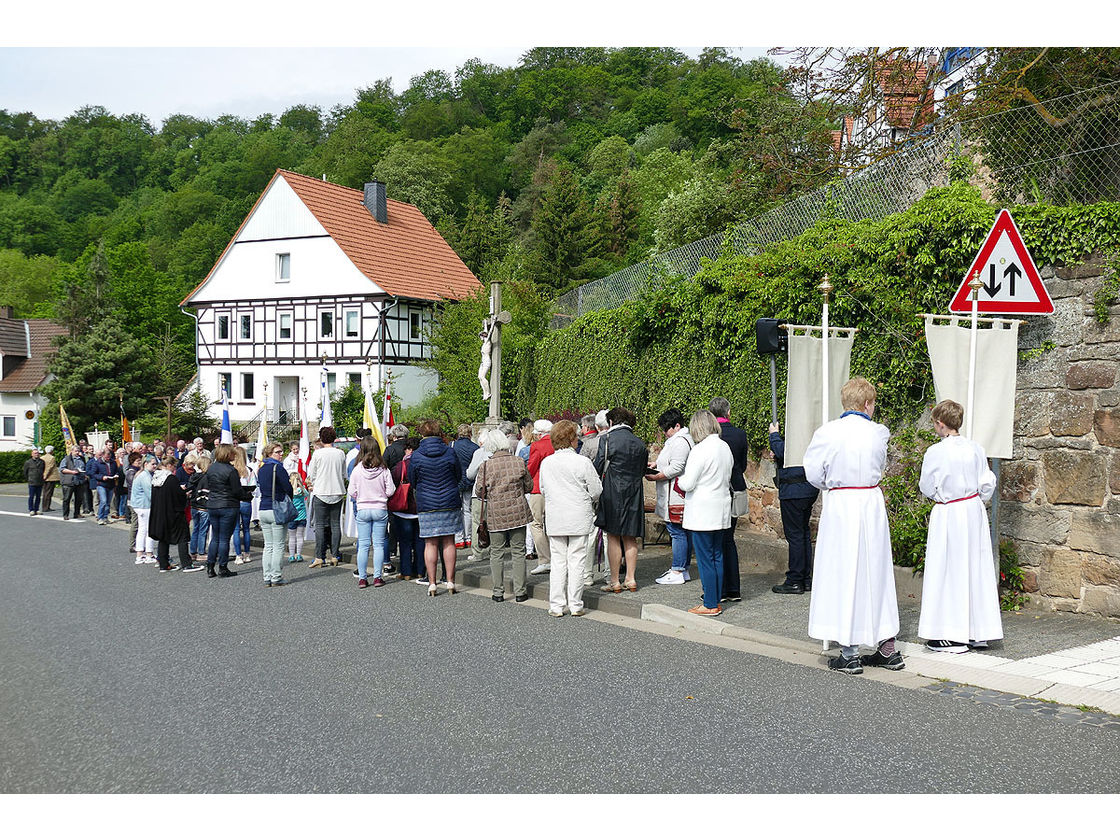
180,169,480,426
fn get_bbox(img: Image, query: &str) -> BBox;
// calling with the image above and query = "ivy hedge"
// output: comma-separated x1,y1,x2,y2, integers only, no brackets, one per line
0,451,33,484
530,183,1120,445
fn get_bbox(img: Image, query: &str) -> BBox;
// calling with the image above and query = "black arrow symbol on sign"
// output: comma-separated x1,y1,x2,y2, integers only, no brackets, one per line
982,263,1001,297
1003,262,1021,296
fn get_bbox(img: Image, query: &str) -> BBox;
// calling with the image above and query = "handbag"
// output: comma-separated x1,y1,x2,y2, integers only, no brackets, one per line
476,462,491,548
270,462,295,525
388,460,412,512
730,488,750,517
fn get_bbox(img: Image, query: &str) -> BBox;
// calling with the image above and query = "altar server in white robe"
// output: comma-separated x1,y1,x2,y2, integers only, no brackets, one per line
803,377,903,675
918,399,1002,653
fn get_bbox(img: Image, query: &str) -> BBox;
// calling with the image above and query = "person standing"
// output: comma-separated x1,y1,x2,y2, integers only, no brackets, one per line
287,472,308,564
205,443,249,578
257,442,294,587
647,408,695,586
22,449,46,515
803,377,902,675
769,421,821,594
465,429,501,569
539,420,602,617
231,445,256,564
130,456,158,565
451,423,479,549
478,430,534,603
593,408,647,593
59,445,87,520
87,447,120,525
709,398,748,603
409,420,463,596
676,410,733,616
306,426,348,568
39,445,59,512
149,455,202,572
389,437,425,580
347,437,396,588
187,456,211,564
123,452,143,551
527,419,555,575
918,399,1003,653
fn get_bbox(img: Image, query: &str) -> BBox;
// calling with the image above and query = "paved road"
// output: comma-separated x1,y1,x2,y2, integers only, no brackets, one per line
1,499,1117,794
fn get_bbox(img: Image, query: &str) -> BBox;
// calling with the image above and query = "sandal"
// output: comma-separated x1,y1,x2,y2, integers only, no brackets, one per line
687,605,723,616
600,582,623,593
624,581,638,592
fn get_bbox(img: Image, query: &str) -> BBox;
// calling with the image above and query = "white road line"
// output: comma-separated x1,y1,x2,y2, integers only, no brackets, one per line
0,510,86,523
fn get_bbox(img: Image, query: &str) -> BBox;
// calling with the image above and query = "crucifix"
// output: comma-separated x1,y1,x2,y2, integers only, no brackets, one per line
482,277,512,421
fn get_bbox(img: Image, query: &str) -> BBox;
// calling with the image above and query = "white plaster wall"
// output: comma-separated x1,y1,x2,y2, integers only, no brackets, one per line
0,391,45,451
237,177,327,240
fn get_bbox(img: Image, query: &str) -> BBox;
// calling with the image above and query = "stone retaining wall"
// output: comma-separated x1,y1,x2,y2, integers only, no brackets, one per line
741,252,1120,619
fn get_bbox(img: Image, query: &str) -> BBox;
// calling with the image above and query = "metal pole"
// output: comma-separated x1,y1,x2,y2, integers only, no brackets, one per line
990,457,1001,572
966,271,982,439
819,276,833,426
489,279,503,420
769,356,778,423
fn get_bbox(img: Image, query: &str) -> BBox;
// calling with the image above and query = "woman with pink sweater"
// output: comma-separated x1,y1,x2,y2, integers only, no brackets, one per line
347,437,397,588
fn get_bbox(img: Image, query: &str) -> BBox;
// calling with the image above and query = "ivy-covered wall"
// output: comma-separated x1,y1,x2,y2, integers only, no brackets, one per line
531,183,1120,447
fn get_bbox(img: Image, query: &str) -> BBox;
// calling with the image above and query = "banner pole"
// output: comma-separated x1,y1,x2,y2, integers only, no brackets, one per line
966,271,982,439
819,276,832,428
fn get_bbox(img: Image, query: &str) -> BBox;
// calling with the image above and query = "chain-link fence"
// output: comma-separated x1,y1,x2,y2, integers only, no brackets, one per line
551,81,1120,329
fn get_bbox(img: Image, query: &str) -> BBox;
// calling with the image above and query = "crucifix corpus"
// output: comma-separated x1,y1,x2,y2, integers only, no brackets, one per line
481,278,512,419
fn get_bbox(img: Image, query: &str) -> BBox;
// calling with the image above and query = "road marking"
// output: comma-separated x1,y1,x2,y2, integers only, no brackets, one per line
0,510,86,523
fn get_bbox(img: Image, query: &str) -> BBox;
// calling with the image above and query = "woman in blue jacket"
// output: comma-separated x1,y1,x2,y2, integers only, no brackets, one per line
408,420,463,596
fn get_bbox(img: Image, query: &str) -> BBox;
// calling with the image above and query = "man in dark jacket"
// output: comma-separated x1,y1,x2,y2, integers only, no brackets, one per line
768,421,820,594
451,424,479,548
710,397,748,602
86,448,120,525
22,449,46,515
59,445,87,520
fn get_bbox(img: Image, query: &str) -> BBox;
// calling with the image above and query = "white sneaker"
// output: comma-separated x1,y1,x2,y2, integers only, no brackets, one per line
655,569,687,585
530,563,550,575
144,555,157,565
134,556,145,565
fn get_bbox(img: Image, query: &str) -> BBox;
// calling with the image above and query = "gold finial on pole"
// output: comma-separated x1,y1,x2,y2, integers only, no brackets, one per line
818,274,833,303
968,270,983,297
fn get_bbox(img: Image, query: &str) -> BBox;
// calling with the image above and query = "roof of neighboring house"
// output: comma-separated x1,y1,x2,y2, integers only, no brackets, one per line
876,61,935,130
182,169,481,306
830,116,854,155
0,318,66,393
0,316,28,356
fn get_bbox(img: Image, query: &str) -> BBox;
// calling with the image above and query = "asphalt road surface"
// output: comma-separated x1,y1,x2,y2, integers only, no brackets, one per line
2,498,1117,794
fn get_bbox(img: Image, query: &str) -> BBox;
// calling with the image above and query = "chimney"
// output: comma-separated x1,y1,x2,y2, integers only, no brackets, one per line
0,305,13,320
363,181,388,224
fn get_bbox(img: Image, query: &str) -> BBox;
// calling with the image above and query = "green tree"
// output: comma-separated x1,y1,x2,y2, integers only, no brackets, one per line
373,141,453,221
531,165,602,290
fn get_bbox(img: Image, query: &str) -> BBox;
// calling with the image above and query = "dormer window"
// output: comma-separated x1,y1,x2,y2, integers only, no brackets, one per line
277,253,291,282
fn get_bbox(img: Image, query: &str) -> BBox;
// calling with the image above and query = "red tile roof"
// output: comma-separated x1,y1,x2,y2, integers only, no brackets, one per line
876,61,935,130
0,317,67,393
183,169,481,305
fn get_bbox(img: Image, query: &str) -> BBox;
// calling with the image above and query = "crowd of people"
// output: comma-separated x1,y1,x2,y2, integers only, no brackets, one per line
19,381,1002,670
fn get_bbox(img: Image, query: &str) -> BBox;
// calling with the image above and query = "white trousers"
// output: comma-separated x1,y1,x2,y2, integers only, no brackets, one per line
548,535,588,613
134,507,154,554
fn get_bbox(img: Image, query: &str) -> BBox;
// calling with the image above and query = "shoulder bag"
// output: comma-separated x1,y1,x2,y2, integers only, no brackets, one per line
270,462,295,525
476,461,491,548
388,460,412,512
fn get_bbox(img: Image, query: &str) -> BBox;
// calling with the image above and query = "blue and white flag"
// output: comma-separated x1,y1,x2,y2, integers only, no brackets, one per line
220,389,233,444
320,363,333,428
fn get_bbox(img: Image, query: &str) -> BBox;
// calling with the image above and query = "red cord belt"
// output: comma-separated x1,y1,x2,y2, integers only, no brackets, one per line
935,492,980,505
830,485,880,491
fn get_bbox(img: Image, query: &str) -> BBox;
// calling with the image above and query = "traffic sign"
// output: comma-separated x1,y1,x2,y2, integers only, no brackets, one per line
949,209,1054,315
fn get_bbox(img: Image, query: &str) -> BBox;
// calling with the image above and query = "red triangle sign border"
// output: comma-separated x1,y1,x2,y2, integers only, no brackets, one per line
949,209,1055,315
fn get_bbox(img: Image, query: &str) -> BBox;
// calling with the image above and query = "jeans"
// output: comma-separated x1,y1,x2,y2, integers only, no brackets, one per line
692,529,725,609
97,485,111,521
313,497,343,560
393,514,424,577
206,506,238,567
456,488,472,543
27,485,42,512
115,486,128,517
665,521,693,571
259,509,287,582
233,500,252,555
190,509,210,555
356,507,390,580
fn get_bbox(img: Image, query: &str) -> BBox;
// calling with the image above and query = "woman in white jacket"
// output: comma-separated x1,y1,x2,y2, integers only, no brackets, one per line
676,409,732,616
540,420,603,617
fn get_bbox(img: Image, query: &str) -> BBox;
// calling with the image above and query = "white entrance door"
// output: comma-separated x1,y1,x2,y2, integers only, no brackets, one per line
275,377,299,423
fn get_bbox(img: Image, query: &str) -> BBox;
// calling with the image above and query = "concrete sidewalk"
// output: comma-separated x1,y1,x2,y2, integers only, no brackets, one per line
5,481,1119,714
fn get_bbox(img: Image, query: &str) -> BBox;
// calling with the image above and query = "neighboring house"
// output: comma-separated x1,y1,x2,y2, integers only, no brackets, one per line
842,60,937,163
0,306,67,452
931,48,987,111
180,169,481,425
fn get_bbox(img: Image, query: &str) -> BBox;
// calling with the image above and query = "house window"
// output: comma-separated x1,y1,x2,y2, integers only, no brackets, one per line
276,253,291,282
240,314,252,340
321,311,333,338
327,373,337,394
410,312,421,340
242,372,255,401
219,372,232,397
217,314,230,341
279,313,292,339
1,416,14,437
345,309,359,338
348,372,362,388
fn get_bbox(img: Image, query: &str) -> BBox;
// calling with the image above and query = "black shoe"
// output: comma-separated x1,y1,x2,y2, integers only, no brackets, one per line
206,565,217,578
515,594,529,603
861,649,905,671
772,582,805,594
273,579,286,587
925,639,969,654
804,580,812,591
265,581,273,587
721,592,742,602
218,566,237,578
828,654,864,674
353,569,360,578
492,594,504,602
63,515,69,521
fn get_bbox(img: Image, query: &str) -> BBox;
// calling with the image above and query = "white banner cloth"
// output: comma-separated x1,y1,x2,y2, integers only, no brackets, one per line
924,316,1019,460
784,332,855,468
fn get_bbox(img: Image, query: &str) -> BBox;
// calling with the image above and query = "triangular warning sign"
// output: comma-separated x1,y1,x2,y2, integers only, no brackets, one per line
949,209,1054,315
